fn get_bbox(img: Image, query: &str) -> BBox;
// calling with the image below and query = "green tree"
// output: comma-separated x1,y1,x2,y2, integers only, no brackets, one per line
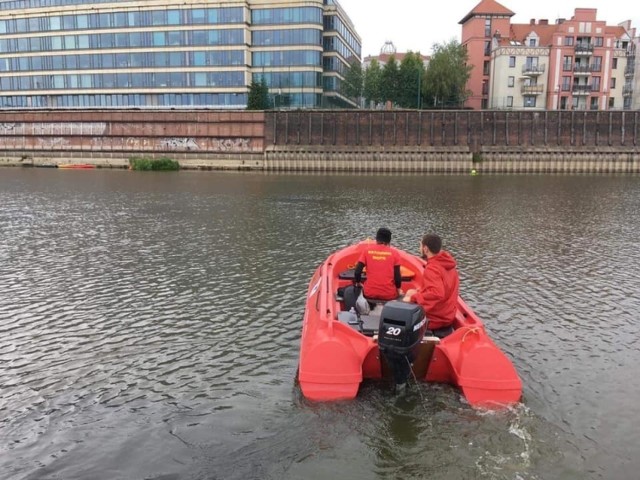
363,59,383,107
247,77,270,110
397,51,427,109
380,55,400,105
423,39,472,109
342,59,363,105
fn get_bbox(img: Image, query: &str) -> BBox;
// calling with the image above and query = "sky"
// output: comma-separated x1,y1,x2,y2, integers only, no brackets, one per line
337,0,640,58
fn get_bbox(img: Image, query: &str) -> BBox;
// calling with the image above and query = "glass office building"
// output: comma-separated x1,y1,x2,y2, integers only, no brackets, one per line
0,0,361,109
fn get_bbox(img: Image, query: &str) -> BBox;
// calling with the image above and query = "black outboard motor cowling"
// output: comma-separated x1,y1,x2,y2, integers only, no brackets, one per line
377,301,427,388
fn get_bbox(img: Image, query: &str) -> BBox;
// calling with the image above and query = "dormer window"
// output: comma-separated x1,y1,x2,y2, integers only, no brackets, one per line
526,33,539,47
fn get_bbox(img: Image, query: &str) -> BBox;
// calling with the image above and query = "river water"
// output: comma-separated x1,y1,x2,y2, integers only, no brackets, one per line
0,169,639,480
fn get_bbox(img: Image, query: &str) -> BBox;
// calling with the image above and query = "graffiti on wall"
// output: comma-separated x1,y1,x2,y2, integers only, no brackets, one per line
37,137,70,148
0,122,107,135
159,138,200,150
125,137,152,149
210,138,250,152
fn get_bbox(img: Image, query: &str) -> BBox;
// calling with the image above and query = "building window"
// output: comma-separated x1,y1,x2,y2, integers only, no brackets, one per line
529,38,536,47
509,56,516,68
592,77,601,91
560,97,567,110
562,76,571,91
592,56,602,72
594,37,603,47
507,96,513,107
483,60,490,75
609,97,615,108
612,58,618,69
563,56,572,71
611,78,616,89
590,97,598,110
508,76,514,87
485,18,491,37
523,96,536,108
564,36,574,46
484,40,491,56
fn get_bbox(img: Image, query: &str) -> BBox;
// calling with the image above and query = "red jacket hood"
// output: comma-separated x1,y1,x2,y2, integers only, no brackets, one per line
428,251,457,270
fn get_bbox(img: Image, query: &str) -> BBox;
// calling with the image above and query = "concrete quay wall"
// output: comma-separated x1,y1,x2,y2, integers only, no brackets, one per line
264,110,640,173
0,109,265,170
1,109,639,173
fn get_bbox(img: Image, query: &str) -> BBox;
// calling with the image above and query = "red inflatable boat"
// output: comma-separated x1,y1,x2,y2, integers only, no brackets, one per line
298,240,522,409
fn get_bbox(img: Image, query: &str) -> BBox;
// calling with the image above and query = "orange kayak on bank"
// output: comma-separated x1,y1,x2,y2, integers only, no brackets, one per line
57,164,96,169
298,240,522,409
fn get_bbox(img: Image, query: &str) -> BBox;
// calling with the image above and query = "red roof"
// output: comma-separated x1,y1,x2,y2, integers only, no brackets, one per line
459,0,515,24
501,21,630,47
605,25,628,38
509,23,557,47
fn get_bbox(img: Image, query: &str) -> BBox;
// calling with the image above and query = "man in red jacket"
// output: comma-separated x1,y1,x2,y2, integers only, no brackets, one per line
403,233,459,331
354,227,403,300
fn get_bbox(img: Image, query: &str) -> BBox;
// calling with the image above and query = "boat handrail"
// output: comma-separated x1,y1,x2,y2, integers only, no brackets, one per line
320,257,333,335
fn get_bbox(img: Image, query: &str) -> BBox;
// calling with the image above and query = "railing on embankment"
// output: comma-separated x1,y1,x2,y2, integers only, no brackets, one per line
1,109,639,173
264,110,640,173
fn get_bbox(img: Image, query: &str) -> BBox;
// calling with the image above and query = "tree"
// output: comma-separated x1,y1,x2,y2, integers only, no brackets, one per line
363,59,383,107
380,55,400,105
247,77,270,110
423,39,472,109
397,51,427,109
342,59,363,105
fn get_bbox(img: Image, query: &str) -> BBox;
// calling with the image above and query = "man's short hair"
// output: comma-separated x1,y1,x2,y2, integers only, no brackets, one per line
376,227,392,244
422,233,442,254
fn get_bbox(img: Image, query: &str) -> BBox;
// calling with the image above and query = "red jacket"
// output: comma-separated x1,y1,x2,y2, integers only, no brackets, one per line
410,251,460,330
356,244,400,300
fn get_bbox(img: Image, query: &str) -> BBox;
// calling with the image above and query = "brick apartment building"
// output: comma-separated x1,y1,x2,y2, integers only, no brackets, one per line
460,0,637,110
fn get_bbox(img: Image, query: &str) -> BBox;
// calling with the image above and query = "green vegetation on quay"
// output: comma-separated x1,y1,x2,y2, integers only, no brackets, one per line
343,40,472,110
129,157,180,171
247,39,472,111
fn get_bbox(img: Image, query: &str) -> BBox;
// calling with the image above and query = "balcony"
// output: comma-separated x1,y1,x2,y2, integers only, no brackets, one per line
573,65,592,75
574,43,594,55
572,85,592,95
521,85,543,95
522,64,545,76
624,66,635,77
623,86,633,96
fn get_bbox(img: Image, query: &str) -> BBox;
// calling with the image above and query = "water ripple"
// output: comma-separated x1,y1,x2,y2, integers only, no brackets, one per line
1,171,639,479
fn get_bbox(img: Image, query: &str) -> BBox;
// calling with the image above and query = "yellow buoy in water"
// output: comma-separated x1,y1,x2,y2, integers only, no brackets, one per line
471,169,478,176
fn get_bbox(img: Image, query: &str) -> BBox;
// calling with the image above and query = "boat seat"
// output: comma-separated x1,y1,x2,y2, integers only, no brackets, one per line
336,311,379,336
338,268,415,282
336,286,398,306
427,326,454,339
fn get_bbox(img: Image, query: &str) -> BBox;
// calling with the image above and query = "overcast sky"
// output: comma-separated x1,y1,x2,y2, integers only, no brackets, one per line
337,0,639,58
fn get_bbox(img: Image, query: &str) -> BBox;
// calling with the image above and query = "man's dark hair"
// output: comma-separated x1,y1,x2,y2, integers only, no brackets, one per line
376,227,392,244
422,233,442,254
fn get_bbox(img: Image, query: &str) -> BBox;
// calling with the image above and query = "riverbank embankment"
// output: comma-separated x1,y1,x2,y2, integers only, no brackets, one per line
1,109,638,173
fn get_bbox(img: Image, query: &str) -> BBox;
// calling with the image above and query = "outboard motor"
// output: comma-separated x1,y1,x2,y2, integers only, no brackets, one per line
377,301,427,389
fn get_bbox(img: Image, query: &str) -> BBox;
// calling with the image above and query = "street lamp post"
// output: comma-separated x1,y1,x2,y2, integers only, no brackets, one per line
417,70,421,109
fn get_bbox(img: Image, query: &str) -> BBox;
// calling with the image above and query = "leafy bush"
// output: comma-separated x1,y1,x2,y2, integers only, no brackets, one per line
129,157,180,171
